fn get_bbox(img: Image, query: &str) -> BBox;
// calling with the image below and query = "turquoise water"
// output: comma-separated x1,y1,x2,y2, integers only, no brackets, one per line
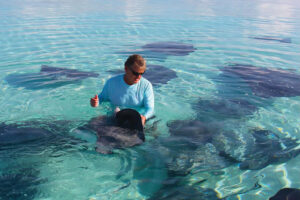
1,0,300,199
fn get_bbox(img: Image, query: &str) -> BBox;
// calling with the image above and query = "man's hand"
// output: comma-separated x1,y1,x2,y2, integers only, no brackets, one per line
90,95,99,107
141,115,146,126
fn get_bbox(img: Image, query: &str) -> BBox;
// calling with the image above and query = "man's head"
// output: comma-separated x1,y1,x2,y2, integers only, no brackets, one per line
124,54,146,85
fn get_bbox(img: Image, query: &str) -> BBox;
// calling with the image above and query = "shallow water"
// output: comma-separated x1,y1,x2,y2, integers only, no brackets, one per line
1,0,300,199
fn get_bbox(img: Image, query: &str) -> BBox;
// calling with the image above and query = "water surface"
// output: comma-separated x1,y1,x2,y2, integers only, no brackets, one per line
1,0,300,199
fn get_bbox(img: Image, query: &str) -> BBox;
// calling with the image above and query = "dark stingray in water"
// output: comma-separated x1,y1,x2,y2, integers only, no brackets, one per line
158,120,236,176
117,41,196,60
193,98,257,121
107,64,177,86
212,127,300,170
251,36,292,43
0,122,52,145
165,119,300,171
269,188,300,200
142,41,196,56
0,168,46,200
0,120,77,146
0,120,86,160
80,109,145,154
238,129,300,170
5,65,99,90
221,64,300,98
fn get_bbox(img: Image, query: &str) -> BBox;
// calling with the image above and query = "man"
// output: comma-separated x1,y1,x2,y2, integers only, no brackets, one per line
90,54,154,126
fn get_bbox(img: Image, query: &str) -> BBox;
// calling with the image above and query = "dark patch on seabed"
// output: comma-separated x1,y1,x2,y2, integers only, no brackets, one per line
5,65,99,90
220,64,300,98
107,64,177,86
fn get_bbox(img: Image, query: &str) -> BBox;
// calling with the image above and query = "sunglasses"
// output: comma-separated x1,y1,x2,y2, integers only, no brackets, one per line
128,67,145,76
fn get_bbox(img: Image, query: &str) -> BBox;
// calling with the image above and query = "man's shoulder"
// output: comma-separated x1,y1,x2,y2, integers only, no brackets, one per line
140,77,153,88
107,74,123,83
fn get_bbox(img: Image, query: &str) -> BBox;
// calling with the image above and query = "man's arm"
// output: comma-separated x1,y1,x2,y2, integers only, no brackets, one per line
98,80,109,102
143,83,154,120
90,80,110,107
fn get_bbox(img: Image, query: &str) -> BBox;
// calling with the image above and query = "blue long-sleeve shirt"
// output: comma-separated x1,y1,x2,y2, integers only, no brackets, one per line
98,74,154,119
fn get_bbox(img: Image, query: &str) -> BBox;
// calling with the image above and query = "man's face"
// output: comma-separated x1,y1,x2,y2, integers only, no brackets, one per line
125,64,146,85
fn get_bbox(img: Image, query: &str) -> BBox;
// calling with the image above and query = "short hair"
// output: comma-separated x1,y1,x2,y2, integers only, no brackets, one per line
125,54,146,68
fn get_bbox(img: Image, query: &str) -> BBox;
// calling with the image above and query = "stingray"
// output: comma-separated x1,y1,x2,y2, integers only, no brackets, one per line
0,120,86,160
107,64,177,86
156,120,236,176
0,122,52,145
269,188,300,200
0,167,46,200
250,36,292,43
0,120,78,145
165,120,300,171
193,98,257,121
142,41,196,56
5,65,99,90
116,41,196,60
220,64,300,98
80,109,145,154
211,126,300,170
237,129,300,170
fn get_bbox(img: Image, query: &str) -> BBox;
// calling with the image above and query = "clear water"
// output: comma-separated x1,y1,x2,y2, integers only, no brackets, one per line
1,0,300,199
